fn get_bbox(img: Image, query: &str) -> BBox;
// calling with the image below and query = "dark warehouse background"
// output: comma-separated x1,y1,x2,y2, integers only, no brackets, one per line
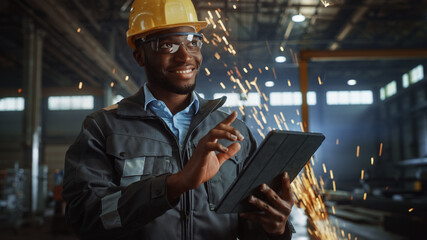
1,0,427,239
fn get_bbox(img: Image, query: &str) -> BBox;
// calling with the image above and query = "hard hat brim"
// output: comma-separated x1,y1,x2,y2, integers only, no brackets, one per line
127,21,208,50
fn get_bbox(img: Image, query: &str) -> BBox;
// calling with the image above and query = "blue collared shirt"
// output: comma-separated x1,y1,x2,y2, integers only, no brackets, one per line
143,83,199,148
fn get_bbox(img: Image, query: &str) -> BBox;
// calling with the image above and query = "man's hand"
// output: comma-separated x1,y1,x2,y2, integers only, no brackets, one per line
240,172,294,236
167,111,244,202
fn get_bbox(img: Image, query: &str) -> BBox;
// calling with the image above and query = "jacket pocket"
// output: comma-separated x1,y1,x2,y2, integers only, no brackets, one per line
106,134,178,187
206,156,241,210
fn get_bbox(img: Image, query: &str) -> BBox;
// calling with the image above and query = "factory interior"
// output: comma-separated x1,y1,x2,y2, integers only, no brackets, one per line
1,0,427,239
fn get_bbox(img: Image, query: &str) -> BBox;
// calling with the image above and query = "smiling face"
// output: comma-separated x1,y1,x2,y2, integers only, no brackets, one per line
133,26,203,95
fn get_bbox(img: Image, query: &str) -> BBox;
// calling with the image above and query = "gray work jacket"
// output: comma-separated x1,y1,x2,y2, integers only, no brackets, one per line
63,88,294,240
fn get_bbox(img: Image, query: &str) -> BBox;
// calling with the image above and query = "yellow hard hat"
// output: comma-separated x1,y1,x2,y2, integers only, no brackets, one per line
126,0,208,49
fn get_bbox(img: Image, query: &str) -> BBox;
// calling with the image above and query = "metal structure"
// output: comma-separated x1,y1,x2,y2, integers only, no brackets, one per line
0,0,426,93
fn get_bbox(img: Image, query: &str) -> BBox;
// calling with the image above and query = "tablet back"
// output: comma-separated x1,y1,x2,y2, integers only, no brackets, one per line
215,130,325,213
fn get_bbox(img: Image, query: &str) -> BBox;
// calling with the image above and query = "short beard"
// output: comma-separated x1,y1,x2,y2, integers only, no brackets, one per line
150,80,196,95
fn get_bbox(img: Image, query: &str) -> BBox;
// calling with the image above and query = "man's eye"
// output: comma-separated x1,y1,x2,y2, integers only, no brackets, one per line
189,40,201,47
160,43,173,49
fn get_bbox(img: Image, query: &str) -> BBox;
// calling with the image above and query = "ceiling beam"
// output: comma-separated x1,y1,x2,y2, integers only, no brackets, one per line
0,87,104,97
72,0,102,32
22,0,139,94
300,49,427,61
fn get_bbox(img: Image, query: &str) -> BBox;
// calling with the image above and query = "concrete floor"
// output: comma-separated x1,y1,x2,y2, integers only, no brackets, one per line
0,206,414,240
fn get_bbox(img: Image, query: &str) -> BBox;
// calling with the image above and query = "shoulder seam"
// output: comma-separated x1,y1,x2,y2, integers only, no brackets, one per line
103,103,118,111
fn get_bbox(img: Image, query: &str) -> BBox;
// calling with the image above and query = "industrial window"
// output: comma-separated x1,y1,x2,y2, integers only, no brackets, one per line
270,91,317,106
48,95,94,110
386,81,397,98
402,65,424,89
213,92,260,107
0,97,25,111
326,91,373,105
410,64,424,84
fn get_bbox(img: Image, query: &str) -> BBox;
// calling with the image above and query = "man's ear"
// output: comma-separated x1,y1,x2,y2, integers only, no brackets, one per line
133,48,145,67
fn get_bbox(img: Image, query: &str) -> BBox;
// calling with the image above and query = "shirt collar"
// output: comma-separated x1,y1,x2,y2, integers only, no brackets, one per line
143,83,200,114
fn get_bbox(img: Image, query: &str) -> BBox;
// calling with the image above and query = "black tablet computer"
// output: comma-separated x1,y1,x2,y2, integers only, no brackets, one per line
214,130,325,213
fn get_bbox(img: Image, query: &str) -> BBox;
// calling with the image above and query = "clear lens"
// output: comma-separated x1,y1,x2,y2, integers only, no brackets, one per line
151,34,203,54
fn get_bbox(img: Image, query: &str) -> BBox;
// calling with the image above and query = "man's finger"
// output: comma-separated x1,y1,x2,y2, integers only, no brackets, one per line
220,111,238,126
217,142,241,164
205,142,229,153
206,129,239,142
260,184,292,216
281,172,293,203
247,195,284,221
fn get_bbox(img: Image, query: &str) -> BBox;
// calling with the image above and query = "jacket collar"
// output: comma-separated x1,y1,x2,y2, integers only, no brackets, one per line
117,87,226,118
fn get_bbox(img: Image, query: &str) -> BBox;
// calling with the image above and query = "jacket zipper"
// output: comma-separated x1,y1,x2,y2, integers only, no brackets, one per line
147,116,190,240
146,98,225,240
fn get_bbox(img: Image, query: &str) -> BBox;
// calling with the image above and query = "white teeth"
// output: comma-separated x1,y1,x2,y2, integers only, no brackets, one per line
176,69,192,74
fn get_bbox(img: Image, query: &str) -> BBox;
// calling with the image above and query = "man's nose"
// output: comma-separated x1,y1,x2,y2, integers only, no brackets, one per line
173,43,192,62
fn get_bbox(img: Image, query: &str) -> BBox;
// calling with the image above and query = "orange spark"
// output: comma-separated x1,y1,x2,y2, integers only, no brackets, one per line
78,81,83,89
214,52,221,60
259,111,267,124
356,145,360,157
318,76,323,85
257,128,265,139
222,36,229,45
262,93,268,101
409,208,414,212
234,66,243,79
245,80,252,90
263,103,269,112
274,114,283,130
379,142,383,156
207,10,213,19
363,193,367,200
361,170,364,180
371,157,374,165
215,9,221,18
205,68,211,76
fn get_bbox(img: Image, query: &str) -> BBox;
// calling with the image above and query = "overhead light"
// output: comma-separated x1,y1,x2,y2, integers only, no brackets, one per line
275,56,286,63
292,13,305,22
347,79,357,86
265,81,275,87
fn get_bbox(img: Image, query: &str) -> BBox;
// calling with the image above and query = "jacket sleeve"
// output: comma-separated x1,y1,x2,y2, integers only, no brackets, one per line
237,127,295,240
62,115,175,239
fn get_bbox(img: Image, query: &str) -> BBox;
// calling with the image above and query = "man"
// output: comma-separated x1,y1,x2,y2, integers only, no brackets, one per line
63,0,295,239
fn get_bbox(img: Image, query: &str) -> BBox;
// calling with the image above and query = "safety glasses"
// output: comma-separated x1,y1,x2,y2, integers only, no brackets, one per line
138,32,203,54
